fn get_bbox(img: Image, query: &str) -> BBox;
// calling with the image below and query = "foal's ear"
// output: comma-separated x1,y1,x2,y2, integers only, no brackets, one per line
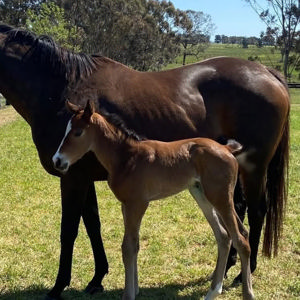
83,100,95,123
66,100,82,114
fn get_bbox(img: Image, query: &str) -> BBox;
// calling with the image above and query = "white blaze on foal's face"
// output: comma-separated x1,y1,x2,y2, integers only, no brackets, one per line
52,112,92,173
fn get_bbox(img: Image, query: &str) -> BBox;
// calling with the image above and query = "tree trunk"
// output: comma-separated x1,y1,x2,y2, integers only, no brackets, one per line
283,48,289,79
182,52,186,65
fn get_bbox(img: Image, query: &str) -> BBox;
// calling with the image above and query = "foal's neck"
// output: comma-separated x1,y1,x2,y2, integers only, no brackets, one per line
91,115,135,173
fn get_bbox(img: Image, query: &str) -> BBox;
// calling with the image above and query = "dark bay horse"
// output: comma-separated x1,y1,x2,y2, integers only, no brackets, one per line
0,24,289,299
53,100,253,300
0,24,108,299
66,52,290,273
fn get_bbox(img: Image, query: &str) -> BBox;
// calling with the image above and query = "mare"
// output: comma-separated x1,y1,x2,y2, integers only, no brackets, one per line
53,100,254,300
0,24,108,299
65,51,290,276
0,24,289,299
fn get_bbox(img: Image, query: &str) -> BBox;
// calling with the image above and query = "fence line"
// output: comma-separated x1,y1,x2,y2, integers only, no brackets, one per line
288,83,300,88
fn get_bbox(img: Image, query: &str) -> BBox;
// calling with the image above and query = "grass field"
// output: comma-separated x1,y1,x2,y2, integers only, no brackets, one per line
0,91,299,299
169,43,300,82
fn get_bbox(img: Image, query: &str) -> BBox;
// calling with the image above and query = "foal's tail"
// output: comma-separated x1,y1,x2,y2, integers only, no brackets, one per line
263,111,290,257
225,139,243,154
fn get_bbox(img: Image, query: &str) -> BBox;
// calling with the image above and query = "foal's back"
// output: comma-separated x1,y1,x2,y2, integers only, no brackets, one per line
109,137,240,202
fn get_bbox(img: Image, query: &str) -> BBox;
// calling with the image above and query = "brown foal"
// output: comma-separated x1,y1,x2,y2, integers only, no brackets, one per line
53,101,254,300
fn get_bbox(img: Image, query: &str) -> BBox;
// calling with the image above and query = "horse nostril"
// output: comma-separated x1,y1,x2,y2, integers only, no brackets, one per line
55,157,61,169
53,155,69,173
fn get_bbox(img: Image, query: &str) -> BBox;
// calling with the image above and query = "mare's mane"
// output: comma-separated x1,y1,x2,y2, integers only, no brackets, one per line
0,24,99,82
1,24,141,141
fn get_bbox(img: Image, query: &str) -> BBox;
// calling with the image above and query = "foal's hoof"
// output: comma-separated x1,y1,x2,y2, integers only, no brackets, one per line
84,283,104,295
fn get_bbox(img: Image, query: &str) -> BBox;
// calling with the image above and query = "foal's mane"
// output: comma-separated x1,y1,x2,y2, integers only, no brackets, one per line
99,108,144,142
0,24,99,82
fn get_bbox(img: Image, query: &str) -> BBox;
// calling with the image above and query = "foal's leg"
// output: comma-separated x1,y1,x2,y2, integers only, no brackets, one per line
199,160,254,300
213,201,254,300
82,183,108,294
189,186,231,300
225,178,247,277
121,201,149,300
228,164,268,283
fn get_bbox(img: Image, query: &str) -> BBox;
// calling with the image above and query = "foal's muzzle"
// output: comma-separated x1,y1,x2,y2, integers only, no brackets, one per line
52,153,69,173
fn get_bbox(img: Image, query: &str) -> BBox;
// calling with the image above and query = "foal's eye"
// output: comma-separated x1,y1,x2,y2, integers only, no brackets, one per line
74,129,83,137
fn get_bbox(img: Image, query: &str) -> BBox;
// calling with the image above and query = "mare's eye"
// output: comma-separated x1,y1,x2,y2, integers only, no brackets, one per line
74,129,83,137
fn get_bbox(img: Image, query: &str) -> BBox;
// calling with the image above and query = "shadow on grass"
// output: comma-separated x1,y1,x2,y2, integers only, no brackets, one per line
0,277,213,299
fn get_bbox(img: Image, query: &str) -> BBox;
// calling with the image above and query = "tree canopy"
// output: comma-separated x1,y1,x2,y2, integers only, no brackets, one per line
245,0,300,78
178,10,215,65
26,2,82,51
0,0,215,71
60,0,192,70
0,0,45,26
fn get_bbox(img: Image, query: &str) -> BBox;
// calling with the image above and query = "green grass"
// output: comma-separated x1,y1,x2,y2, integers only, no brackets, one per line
0,97,299,299
168,43,300,82
289,89,300,104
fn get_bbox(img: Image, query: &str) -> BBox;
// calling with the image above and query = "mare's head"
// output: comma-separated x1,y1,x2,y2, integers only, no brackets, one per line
0,24,99,119
52,100,96,173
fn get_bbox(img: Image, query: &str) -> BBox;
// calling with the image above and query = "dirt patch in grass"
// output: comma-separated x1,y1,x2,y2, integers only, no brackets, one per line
0,106,19,127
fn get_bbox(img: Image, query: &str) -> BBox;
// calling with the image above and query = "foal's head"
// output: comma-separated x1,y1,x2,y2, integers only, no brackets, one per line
53,100,96,173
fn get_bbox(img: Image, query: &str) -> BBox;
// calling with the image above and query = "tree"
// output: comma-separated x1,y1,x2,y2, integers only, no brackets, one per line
242,37,249,48
245,0,300,78
221,35,229,44
26,2,82,51
215,34,222,43
60,0,189,70
0,1,214,71
0,0,46,27
178,10,215,65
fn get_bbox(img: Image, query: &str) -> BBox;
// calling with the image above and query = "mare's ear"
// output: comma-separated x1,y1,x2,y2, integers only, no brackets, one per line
66,100,83,114
82,100,95,123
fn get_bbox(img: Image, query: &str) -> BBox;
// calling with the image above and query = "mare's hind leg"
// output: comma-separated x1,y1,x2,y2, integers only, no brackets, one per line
82,183,108,294
189,185,231,300
227,164,268,283
121,201,149,300
239,167,267,277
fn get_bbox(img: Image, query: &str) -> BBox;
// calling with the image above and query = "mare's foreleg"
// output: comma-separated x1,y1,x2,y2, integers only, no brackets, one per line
46,176,89,300
82,183,108,294
121,201,148,300
189,185,231,300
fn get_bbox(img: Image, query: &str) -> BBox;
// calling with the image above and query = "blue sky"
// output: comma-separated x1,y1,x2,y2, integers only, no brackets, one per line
171,0,266,37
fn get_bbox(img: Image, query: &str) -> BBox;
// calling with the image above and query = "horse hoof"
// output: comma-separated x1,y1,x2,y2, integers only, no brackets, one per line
84,284,104,295
232,273,242,286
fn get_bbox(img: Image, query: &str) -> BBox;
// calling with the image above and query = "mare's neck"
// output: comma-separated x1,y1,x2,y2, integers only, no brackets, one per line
0,56,67,126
